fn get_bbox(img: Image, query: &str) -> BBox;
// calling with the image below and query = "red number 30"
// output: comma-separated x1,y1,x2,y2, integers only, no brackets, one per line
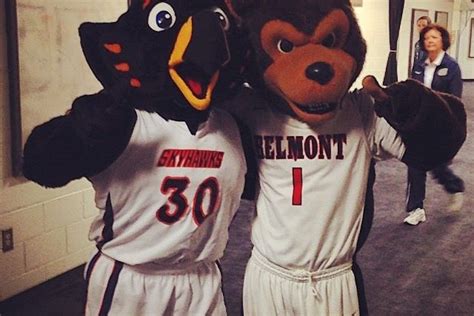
156,176,220,226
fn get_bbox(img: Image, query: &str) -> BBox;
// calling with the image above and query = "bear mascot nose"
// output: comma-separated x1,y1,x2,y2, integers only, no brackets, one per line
305,62,334,85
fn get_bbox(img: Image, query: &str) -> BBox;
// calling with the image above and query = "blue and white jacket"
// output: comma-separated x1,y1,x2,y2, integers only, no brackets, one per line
411,52,463,98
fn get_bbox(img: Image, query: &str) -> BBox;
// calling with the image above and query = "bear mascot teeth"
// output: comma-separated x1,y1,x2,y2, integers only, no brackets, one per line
21,1,253,314
224,0,466,315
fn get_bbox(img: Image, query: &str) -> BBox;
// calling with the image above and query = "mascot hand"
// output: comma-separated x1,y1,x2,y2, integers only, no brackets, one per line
362,75,428,131
23,92,137,187
362,75,389,102
69,92,134,144
362,75,466,170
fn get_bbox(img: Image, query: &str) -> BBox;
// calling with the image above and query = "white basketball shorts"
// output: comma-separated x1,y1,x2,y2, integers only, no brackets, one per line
84,251,226,316
243,248,359,315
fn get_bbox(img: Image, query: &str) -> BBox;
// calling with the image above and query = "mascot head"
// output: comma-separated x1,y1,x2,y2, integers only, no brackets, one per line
79,0,248,116
228,0,367,123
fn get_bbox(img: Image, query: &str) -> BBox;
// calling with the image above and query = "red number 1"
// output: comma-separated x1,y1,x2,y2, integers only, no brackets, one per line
292,167,303,205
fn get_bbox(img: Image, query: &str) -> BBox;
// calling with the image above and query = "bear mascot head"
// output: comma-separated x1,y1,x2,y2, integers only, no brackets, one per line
227,0,367,124
227,0,465,168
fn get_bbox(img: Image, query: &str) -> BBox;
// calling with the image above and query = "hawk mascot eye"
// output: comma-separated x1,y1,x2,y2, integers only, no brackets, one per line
148,2,176,32
213,7,230,31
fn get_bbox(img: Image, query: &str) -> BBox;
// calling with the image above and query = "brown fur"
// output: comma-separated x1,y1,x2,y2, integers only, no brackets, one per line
228,0,366,123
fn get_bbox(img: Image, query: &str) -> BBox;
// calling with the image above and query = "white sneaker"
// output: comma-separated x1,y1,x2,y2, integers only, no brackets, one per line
448,192,463,212
404,208,426,225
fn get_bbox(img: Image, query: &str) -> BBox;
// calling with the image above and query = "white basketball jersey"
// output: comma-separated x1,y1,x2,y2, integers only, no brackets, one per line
88,108,246,269
244,90,405,271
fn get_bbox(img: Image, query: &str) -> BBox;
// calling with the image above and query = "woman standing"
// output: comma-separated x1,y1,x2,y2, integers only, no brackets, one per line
412,16,432,68
404,24,465,225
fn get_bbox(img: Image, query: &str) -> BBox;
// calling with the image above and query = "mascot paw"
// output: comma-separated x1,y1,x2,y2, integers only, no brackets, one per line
362,76,434,132
363,76,466,170
23,92,136,188
22,116,87,188
362,75,388,102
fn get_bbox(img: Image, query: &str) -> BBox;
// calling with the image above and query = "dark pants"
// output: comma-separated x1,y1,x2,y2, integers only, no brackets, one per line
406,163,464,212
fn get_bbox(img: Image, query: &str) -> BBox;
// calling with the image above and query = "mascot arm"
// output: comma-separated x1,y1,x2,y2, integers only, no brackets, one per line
222,88,260,200
231,114,258,201
22,92,137,188
363,76,466,171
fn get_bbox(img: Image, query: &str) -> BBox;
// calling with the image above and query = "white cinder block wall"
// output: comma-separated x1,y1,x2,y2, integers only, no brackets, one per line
0,4,95,301
0,0,471,303
0,0,126,301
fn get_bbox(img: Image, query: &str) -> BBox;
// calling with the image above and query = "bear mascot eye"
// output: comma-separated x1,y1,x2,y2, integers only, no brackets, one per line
148,2,176,32
277,39,294,53
321,32,337,48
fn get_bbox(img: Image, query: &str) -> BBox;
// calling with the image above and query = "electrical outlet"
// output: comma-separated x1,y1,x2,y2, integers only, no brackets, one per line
2,227,14,252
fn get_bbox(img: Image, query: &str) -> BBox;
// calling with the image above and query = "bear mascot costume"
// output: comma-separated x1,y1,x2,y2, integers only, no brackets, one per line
21,1,254,315
224,0,467,315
